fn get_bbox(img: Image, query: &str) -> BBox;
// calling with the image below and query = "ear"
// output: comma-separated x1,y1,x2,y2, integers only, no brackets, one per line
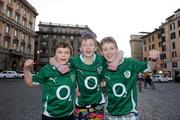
79,48,82,52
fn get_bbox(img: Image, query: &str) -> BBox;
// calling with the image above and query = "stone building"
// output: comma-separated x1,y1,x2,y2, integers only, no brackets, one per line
130,34,146,61
0,0,38,71
35,22,95,70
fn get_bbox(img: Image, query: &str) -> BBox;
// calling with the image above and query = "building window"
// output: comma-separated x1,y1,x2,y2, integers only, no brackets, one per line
5,25,10,33
170,23,175,30
15,13,20,23
149,45,151,50
28,22,32,29
43,34,48,39
53,35,57,39
152,36,154,41
70,36,74,40
172,51,177,58
13,42,17,49
6,8,12,18
179,30,180,37
159,42,162,47
42,49,48,54
20,45,24,52
164,63,167,68
4,41,9,48
161,53,166,59
41,41,47,46
62,35,66,40
143,39,146,45
178,20,180,27
144,47,146,52
161,36,166,42
172,62,177,67
21,33,25,39
14,29,18,37
152,44,155,49
162,45,166,52
22,18,27,26
27,44,31,54
160,28,165,34
171,32,176,39
16,3,20,10
172,42,176,49
148,38,151,43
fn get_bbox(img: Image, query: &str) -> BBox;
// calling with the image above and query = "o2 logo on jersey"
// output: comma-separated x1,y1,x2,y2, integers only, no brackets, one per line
56,85,71,101
84,76,98,90
112,83,127,97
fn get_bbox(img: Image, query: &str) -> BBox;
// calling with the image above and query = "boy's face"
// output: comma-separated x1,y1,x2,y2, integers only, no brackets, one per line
55,47,71,64
80,39,97,58
101,42,118,63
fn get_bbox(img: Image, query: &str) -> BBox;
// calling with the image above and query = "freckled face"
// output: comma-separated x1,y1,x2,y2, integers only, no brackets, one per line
101,42,118,63
55,47,71,64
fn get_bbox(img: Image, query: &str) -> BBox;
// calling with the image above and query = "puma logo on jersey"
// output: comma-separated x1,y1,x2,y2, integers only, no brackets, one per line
77,69,83,74
49,77,57,83
105,75,110,80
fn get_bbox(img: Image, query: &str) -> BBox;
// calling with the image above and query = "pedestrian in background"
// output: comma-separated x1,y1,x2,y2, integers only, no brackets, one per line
23,41,76,120
144,73,155,89
138,73,143,92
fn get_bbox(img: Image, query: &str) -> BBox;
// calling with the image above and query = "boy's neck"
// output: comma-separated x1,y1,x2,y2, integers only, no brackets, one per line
80,54,96,65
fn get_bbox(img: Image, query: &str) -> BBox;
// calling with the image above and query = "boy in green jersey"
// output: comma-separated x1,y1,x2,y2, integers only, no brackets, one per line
100,37,159,120
23,41,76,120
50,32,123,120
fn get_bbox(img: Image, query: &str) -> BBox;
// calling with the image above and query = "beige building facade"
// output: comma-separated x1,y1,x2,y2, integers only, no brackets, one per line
159,9,180,77
0,0,38,71
130,9,180,77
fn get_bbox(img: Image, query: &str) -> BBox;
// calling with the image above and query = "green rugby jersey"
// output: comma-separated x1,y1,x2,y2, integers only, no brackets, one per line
71,54,105,107
32,64,76,118
103,58,147,116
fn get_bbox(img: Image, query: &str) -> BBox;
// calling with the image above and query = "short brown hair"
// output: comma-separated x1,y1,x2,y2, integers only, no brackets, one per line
54,41,73,55
100,36,118,50
80,32,97,46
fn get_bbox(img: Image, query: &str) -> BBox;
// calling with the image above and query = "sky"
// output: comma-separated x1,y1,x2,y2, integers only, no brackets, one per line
28,0,180,57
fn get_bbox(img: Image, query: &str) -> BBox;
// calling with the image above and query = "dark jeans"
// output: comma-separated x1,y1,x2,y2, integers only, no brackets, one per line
42,114,75,120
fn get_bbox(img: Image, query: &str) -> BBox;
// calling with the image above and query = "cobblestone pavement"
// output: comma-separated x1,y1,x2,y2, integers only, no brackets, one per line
138,82,180,120
0,79,180,120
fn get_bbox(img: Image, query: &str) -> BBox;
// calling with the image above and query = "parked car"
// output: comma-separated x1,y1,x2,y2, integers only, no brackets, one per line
0,71,17,78
151,74,168,83
17,71,24,78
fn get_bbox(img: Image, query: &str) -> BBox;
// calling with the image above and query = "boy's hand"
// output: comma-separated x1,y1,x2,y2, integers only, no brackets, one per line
148,50,159,61
24,59,34,70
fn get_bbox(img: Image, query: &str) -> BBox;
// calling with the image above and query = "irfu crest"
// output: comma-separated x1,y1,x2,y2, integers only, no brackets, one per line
124,71,131,78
